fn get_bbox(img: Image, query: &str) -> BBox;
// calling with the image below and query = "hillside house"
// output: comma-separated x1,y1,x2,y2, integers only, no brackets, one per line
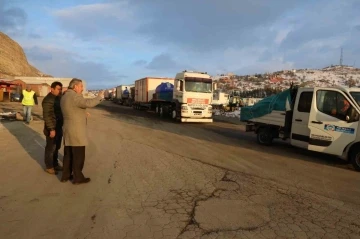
269,76,285,83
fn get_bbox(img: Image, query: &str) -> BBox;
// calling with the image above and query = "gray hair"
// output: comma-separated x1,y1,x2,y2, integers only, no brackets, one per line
68,78,82,89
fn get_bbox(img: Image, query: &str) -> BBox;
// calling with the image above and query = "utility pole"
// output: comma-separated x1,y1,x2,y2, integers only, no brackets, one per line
340,48,343,66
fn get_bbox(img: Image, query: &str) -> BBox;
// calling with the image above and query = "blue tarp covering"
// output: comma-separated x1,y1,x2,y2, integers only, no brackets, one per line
240,89,291,121
154,82,174,101
123,89,129,98
155,82,174,93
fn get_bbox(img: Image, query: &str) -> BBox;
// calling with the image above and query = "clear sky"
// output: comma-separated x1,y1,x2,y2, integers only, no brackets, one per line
1,0,359,89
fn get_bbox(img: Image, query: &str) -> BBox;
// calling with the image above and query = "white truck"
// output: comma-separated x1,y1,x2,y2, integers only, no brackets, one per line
243,85,360,171
133,70,216,123
212,90,230,106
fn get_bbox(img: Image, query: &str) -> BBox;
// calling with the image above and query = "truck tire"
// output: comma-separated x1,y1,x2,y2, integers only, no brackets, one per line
155,105,160,115
257,128,273,146
350,149,360,172
171,109,177,120
159,106,165,118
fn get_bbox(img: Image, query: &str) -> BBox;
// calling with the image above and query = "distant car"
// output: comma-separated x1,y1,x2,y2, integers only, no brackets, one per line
10,93,21,102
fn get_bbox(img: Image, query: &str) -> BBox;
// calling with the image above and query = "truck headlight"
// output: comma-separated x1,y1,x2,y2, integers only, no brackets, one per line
181,105,188,110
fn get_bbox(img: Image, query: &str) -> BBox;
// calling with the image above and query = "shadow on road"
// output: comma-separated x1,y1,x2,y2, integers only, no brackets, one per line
1,121,63,171
0,106,43,121
95,101,354,172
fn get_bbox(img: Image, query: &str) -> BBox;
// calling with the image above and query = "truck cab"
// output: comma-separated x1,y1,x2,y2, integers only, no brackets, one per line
212,89,230,106
290,86,359,153
247,86,360,171
172,70,216,122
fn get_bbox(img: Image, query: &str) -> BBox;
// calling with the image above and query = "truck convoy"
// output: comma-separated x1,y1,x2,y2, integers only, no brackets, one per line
133,70,216,122
241,84,360,171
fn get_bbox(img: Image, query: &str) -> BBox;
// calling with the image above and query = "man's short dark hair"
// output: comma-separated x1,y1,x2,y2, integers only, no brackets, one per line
51,81,63,89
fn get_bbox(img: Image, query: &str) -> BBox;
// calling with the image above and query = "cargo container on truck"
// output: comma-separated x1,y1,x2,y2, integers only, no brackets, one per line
115,84,134,105
129,86,135,106
241,85,360,171
133,77,174,107
133,70,217,123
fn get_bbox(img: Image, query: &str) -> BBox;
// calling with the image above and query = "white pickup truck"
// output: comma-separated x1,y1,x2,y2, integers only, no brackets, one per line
243,86,360,171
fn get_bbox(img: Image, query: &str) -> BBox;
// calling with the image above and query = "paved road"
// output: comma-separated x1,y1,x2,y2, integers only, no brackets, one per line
1,100,360,239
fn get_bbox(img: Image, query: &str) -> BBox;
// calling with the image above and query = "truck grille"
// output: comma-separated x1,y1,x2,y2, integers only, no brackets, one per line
189,104,206,109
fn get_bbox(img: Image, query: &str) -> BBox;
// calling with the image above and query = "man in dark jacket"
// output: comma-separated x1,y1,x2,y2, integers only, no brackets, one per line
42,81,64,175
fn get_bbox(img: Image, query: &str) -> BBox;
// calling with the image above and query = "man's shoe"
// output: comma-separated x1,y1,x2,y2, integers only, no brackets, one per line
72,178,91,185
45,168,58,175
54,165,63,171
60,175,73,183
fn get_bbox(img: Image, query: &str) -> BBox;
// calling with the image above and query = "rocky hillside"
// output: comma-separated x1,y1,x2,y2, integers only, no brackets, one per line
0,32,51,78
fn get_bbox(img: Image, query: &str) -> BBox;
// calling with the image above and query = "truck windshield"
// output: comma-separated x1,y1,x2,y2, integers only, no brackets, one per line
185,77,212,93
350,92,360,106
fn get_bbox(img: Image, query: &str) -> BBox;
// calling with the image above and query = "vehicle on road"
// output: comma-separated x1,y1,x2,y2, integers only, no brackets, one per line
133,70,216,123
241,85,360,171
115,84,134,106
10,93,20,102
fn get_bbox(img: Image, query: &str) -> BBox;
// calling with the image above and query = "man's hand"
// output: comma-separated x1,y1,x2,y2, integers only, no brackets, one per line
86,112,90,117
50,130,56,138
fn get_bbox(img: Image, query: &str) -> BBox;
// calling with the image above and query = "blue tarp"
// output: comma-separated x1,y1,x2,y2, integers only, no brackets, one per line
155,82,174,93
154,82,174,102
240,89,291,121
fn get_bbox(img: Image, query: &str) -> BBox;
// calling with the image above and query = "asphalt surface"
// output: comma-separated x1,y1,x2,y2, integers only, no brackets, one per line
1,100,360,239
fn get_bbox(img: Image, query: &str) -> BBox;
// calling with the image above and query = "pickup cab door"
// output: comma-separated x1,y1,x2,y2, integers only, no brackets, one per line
290,89,313,149
308,88,359,156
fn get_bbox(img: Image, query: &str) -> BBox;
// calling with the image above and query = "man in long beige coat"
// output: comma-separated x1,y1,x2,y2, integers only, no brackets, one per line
60,78,104,185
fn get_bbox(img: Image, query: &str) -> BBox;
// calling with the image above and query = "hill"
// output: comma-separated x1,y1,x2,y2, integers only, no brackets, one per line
214,65,360,95
0,32,51,78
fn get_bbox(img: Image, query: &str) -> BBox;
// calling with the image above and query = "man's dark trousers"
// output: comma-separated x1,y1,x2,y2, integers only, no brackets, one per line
62,146,85,182
44,127,63,169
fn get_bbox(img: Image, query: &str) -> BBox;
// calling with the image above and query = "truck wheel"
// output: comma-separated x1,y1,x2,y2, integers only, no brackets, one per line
159,106,164,118
257,128,273,146
156,105,160,115
171,109,177,120
350,149,360,172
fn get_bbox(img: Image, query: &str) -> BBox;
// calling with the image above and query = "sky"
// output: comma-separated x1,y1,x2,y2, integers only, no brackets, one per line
1,0,360,89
